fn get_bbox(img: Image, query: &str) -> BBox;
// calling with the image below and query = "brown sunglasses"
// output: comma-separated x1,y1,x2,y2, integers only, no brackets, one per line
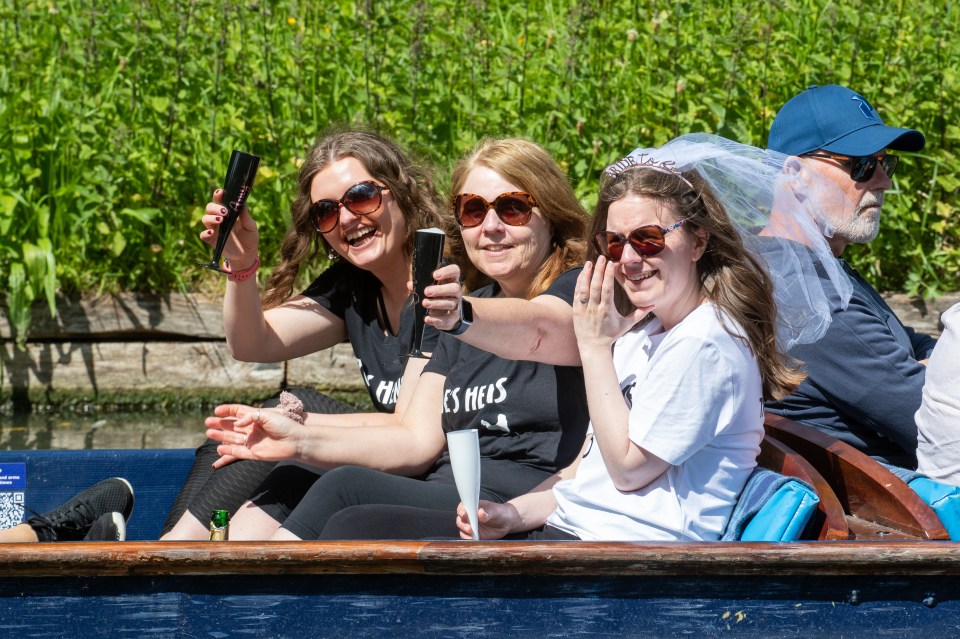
451,192,537,228
309,181,386,234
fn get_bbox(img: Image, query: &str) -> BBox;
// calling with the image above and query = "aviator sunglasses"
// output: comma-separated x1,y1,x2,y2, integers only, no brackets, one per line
593,219,686,261
309,180,386,234
452,192,537,228
803,151,898,183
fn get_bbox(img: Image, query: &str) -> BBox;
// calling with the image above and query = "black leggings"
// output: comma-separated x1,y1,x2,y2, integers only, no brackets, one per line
159,388,354,535
319,504,581,541
273,465,505,540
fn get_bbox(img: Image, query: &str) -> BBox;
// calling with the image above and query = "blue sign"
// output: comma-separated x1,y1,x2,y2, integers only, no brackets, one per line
0,463,26,490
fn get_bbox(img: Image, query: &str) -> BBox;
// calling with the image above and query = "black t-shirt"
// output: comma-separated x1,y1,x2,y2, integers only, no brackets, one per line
423,267,588,502
301,260,439,413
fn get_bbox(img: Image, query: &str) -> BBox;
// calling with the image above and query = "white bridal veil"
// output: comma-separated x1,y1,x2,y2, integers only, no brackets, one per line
605,133,853,351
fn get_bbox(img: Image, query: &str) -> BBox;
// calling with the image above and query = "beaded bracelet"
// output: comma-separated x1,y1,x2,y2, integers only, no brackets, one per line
224,256,260,282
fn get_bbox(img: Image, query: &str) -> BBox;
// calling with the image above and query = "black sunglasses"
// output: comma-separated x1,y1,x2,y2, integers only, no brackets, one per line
309,180,386,234
804,151,898,183
451,192,537,228
593,220,686,261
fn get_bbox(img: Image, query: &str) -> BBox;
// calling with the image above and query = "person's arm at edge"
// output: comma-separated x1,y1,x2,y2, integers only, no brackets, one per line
905,325,937,361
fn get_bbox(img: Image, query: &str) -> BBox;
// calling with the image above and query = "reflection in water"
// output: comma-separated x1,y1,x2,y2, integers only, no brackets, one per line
0,412,209,450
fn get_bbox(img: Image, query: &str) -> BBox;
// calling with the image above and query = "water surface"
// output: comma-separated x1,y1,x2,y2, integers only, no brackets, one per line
0,412,208,450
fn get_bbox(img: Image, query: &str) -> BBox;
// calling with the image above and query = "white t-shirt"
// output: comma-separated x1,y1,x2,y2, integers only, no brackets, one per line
547,302,764,541
916,303,960,484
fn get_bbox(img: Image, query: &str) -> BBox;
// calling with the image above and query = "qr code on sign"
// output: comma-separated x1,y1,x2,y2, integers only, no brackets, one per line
0,492,25,530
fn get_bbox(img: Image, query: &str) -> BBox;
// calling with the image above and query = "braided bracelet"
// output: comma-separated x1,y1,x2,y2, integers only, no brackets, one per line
224,256,260,282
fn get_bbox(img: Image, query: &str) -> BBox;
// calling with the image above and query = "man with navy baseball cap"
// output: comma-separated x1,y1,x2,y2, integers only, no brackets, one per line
765,84,936,467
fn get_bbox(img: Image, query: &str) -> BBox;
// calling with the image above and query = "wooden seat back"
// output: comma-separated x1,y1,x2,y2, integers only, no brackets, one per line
757,434,849,540
764,413,949,540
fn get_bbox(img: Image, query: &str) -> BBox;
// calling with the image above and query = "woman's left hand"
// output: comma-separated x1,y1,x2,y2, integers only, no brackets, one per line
573,257,646,351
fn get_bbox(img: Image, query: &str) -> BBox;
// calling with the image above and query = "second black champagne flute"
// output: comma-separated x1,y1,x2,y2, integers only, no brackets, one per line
407,228,446,358
200,150,261,273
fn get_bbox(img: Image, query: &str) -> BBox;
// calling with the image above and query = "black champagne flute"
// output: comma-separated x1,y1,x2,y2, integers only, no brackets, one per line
200,150,261,273
407,228,446,358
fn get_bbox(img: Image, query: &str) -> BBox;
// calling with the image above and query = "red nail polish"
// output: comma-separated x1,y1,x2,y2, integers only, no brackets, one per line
220,207,227,216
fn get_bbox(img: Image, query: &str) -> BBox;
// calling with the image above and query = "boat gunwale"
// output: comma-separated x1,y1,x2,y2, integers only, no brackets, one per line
2,540,960,578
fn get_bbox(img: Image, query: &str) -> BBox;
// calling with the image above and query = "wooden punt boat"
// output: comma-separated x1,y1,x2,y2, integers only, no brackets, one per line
1,417,958,638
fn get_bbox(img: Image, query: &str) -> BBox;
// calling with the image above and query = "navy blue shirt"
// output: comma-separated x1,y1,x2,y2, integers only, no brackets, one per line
766,258,936,467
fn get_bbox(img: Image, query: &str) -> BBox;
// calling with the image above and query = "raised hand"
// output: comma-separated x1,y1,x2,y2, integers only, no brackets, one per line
199,188,260,269
205,403,300,463
572,257,647,352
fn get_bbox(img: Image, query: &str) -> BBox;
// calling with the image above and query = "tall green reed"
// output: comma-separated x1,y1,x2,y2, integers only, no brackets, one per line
0,0,957,345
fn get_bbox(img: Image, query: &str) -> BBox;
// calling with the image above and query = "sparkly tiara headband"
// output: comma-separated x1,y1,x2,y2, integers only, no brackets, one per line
604,151,695,189
603,133,853,351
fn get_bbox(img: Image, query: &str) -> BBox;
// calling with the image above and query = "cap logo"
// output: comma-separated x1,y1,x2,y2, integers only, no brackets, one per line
850,95,877,121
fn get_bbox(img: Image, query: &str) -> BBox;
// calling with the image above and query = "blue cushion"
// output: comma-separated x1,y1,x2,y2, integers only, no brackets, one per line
741,481,819,541
0,449,194,541
722,468,819,541
907,477,960,541
880,463,960,541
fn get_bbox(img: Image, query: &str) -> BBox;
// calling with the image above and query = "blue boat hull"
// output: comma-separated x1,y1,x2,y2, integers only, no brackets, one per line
3,571,959,638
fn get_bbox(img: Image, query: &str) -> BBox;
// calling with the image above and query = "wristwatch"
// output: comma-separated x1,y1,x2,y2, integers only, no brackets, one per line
442,298,473,336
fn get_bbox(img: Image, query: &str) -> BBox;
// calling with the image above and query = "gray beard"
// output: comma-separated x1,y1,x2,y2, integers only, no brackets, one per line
824,193,884,245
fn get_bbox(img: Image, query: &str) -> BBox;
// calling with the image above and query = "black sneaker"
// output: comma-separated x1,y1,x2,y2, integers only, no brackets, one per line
26,478,134,542
83,512,127,542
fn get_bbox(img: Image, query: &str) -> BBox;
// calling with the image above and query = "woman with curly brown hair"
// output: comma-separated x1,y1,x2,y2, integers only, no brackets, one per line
161,129,445,539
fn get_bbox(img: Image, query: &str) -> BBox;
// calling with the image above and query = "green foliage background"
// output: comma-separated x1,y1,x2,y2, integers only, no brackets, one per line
1,0,958,342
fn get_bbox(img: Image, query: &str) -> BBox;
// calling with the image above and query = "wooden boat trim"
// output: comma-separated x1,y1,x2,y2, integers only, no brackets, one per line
2,540,960,578
764,413,949,539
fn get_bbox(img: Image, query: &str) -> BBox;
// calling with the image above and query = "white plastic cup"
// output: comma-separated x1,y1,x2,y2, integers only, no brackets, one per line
446,429,481,540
